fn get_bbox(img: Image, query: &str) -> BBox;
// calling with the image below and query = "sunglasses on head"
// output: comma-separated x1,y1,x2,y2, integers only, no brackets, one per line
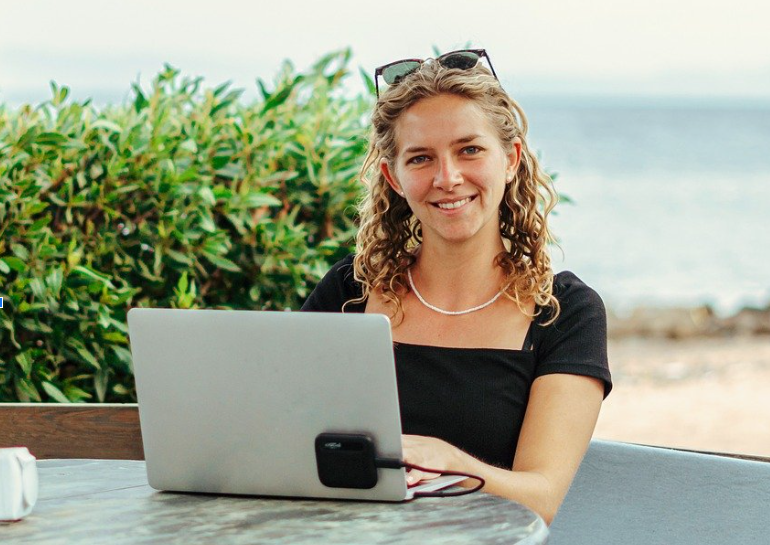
374,49,498,98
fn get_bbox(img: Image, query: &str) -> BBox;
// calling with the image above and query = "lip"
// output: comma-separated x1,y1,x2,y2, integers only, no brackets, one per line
431,195,476,211
431,196,476,204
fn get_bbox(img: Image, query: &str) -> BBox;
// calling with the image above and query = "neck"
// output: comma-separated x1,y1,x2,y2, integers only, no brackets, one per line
412,238,506,310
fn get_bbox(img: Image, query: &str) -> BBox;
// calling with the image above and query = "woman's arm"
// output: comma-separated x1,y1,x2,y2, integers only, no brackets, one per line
402,373,604,525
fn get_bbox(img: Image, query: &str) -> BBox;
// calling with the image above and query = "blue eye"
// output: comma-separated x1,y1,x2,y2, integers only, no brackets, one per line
407,155,429,165
462,146,481,155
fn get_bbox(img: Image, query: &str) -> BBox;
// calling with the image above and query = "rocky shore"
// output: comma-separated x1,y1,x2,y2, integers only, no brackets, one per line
607,303,770,339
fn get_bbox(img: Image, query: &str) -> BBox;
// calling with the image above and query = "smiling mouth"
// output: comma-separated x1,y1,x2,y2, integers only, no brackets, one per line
434,196,475,210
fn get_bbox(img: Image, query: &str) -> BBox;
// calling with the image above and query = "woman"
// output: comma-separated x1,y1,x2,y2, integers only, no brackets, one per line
302,50,611,524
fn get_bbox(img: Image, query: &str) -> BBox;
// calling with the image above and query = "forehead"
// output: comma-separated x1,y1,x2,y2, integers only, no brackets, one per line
393,94,498,152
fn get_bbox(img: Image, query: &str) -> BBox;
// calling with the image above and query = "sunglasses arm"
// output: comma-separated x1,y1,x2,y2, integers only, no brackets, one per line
484,54,499,81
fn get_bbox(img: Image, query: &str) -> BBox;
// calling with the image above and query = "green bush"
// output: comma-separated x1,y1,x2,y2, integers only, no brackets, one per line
0,50,372,403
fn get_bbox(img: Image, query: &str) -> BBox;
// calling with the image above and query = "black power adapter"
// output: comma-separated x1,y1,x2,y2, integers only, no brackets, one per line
315,433,380,489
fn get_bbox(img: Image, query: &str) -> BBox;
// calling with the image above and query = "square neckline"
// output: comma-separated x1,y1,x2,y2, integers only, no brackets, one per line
392,320,535,353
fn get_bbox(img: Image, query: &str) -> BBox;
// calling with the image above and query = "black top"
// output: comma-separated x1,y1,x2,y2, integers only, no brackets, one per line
301,254,612,468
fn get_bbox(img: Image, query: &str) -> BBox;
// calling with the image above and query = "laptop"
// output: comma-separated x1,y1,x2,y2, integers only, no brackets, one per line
127,308,465,501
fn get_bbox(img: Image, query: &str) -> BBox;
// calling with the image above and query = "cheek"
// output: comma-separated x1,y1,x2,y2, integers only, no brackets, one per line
478,165,506,190
400,169,433,195
487,170,509,204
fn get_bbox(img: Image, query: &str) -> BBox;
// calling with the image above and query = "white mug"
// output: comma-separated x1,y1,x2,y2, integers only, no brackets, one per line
0,447,38,521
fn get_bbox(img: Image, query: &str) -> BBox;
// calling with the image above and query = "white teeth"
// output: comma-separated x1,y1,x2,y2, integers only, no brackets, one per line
437,197,471,210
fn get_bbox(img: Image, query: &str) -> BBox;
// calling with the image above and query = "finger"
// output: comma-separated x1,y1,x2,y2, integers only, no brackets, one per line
406,469,422,487
406,468,441,486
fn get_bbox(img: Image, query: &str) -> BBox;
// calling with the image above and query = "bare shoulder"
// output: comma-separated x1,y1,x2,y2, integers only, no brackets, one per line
363,288,398,317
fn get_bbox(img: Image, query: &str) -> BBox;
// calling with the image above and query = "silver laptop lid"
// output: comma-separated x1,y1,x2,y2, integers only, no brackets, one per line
128,309,411,501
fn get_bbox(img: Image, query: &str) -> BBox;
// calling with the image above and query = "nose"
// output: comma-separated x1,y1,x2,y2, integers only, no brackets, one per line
433,155,462,191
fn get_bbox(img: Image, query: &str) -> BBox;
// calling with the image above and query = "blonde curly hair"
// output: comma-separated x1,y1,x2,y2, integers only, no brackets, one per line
350,60,560,323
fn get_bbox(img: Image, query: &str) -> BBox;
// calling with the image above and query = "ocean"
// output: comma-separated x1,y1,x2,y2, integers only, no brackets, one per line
521,97,770,314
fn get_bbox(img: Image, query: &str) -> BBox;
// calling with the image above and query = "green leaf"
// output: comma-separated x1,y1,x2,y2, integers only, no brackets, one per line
132,83,149,111
359,67,376,96
50,80,70,105
110,345,134,367
71,265,115,288
176,167,199,183
17,127,39,149
256,78,271,100
108,317,129,334
42,382,71,403
199,186,216,205
103,287,137,306
212,185,232,200
199,214,216,233
11,244,29,261
1,256,25,272
203,252,242,272
103,331,128,343
177,271,189,293
30,277,46,299
62,139,88,151
211,154,231,170
75,345,102,370
166,249,194,266
245,191,282,207
18,302,49,313
19,318,54,333
46,267,64,296
90,119,123,133
214,163,243,180
212,80,232,98
90,163,104,179
94,369,109,402
27,201,49,215
112,383,133,396
35,132,69,146
15,378,42,402
29,215,52,233
179,139,198,153
211,88,244,115
15,351,34,376
261,77,303,113
63,384,92,402
0,259,9,274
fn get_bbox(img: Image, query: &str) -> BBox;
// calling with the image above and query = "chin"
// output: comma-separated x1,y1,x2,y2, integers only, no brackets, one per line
433,229,483,245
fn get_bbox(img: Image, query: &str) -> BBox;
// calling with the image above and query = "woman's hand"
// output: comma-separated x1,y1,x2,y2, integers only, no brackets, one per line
401,434,461,486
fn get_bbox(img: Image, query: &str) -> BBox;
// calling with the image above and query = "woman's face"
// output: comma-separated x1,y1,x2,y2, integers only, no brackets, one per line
381,94,520,248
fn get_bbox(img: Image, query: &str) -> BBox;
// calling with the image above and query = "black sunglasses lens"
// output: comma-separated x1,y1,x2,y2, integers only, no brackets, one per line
382,61,422,85
439,51,480,70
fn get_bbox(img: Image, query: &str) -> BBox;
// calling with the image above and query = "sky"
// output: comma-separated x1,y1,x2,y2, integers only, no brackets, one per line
2,0,769,105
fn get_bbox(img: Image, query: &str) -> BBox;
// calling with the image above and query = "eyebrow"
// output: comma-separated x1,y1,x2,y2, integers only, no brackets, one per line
402,134,484,154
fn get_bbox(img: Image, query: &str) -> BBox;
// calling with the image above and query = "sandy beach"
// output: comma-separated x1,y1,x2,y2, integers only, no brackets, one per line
594,336,770,457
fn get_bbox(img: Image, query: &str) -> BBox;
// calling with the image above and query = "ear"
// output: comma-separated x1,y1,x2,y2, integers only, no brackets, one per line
380,158,404,196
505,137,523,182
